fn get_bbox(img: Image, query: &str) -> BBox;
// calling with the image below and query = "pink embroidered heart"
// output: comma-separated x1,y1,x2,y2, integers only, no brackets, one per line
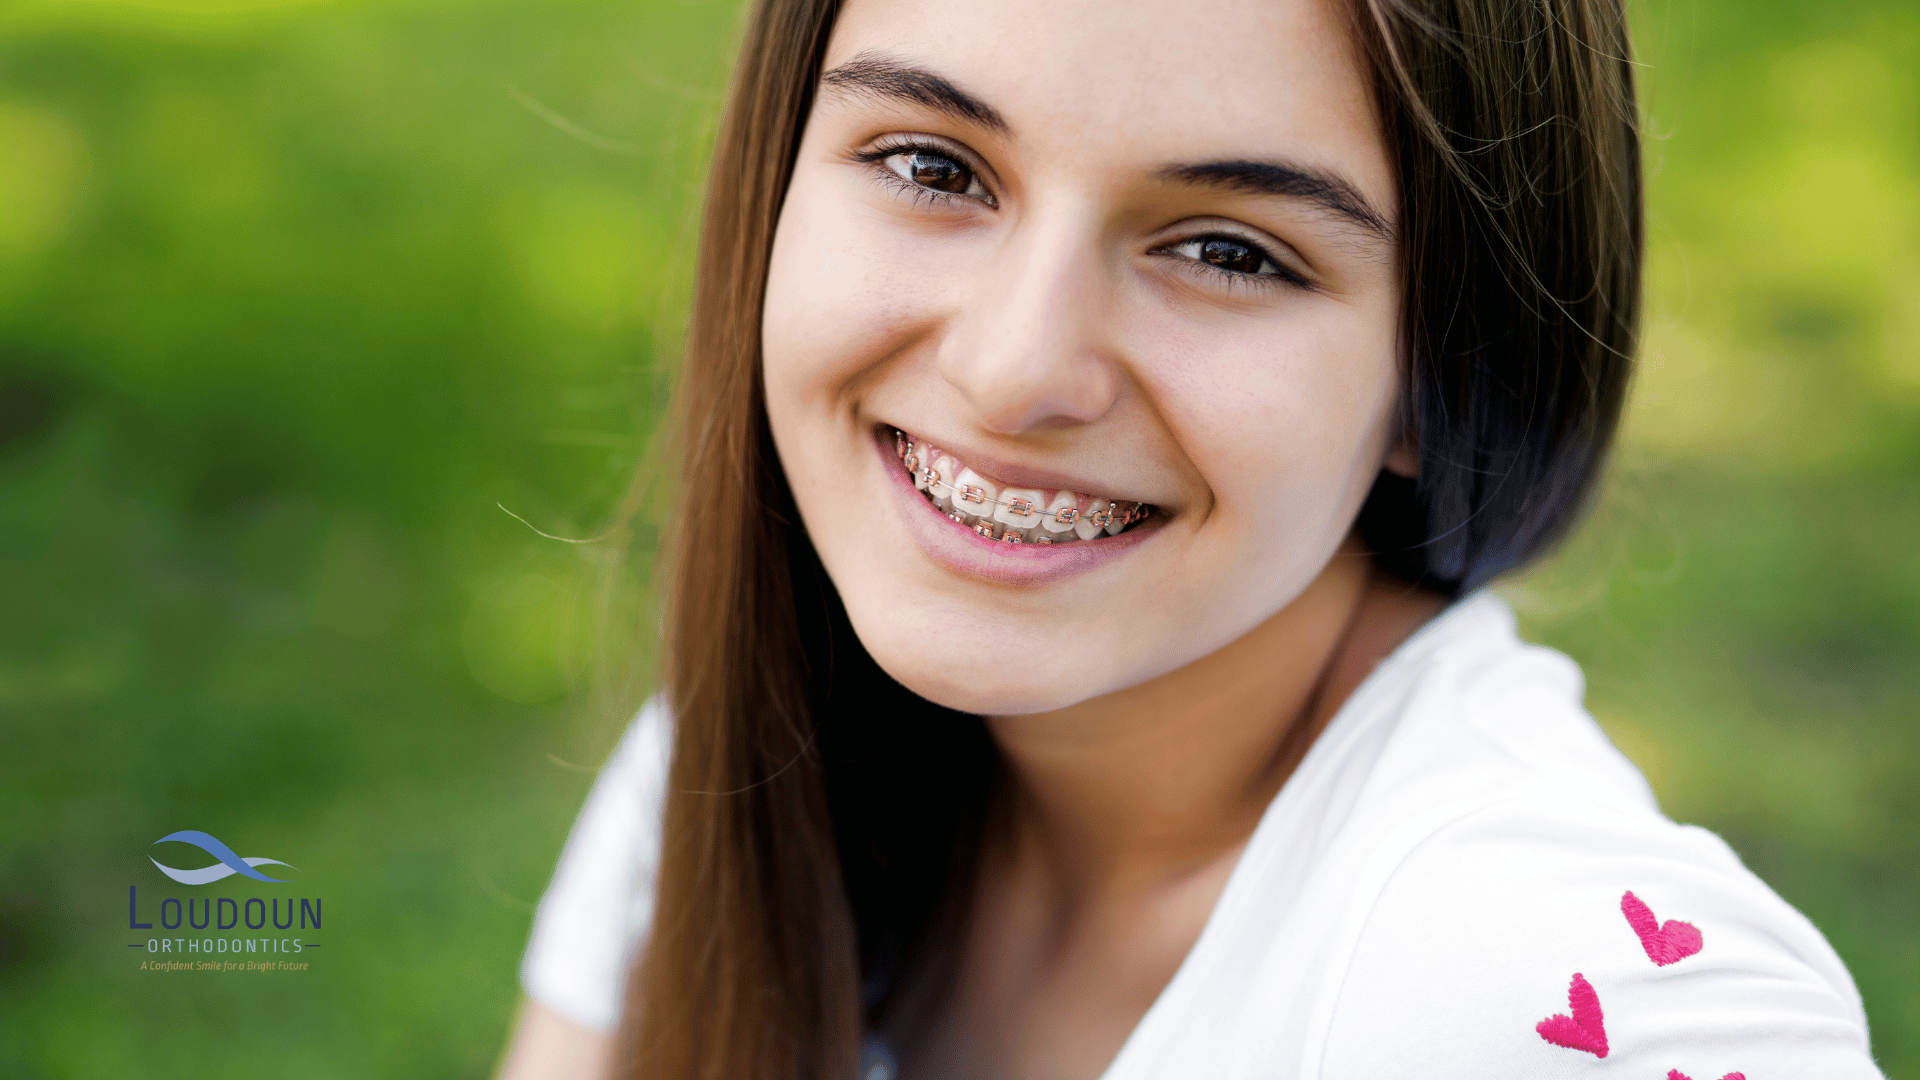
1535,972,1609,1057
1623,890,1703,966
1667,1071,1745,1080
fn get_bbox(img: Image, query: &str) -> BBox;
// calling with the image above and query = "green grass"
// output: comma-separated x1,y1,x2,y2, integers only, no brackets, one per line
1,0,1916,1074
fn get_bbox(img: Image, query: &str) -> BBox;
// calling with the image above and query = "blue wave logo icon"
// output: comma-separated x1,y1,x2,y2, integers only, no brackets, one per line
150,831,295,885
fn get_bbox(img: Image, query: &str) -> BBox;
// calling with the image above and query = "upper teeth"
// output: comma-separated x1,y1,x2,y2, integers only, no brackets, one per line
892,428,1153,545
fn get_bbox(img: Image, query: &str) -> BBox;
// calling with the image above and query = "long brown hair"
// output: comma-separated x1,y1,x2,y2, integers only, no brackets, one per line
616,0,1641,1074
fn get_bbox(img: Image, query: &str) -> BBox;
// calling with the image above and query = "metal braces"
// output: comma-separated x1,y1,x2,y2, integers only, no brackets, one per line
893,429,1151,542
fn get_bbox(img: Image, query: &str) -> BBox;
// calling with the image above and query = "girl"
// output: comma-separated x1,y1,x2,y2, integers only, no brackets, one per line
501,0,1884,1076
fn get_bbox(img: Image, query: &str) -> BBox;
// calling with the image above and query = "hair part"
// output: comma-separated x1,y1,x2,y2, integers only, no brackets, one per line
616,0,1642,1074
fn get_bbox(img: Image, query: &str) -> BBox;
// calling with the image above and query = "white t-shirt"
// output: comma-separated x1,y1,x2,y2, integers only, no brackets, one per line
521,592,1885,1078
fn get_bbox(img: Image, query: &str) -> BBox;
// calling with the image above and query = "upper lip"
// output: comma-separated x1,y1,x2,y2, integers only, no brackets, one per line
884,424,1165,509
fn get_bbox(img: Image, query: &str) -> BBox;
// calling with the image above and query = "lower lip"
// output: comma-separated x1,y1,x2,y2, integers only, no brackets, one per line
875,428,1165,587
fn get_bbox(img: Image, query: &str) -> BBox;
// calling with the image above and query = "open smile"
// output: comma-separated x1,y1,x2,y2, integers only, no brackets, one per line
873,425,1169,587
885,426,1157,546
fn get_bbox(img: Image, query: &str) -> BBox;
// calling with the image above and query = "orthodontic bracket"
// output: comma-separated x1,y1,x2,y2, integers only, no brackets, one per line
894,428,1153,543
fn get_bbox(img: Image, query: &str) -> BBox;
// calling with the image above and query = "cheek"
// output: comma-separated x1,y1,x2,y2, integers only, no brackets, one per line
761,186,856,418
761,175,949,424
1146,300,1401,550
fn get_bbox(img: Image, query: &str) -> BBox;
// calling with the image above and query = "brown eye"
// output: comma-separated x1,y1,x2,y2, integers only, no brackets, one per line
1162,232,1304,289
863,141,994,205
1198,237,1268,275
905,152,970,193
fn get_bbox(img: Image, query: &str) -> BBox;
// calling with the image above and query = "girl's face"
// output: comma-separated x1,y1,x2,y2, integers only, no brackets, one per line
762,0,1406,716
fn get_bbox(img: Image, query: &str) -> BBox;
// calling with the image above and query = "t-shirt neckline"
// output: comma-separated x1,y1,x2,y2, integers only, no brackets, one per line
1090,590,1508,1078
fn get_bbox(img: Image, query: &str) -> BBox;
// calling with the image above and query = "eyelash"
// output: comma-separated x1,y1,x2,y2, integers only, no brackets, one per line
1158,235,1312,292
852,139,1310,292
853,138,995,209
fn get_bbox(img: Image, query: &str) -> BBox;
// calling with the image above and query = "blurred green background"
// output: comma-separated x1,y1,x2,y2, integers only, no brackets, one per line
0,0,1913,1073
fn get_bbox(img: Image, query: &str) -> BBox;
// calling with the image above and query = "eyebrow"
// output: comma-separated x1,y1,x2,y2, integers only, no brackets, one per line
819,52,1009,136
819,53,1393,243
1160,160,1395,241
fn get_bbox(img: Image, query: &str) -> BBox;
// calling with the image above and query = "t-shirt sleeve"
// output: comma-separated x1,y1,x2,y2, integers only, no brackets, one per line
1317,798,1885,1079
519,700,673,1031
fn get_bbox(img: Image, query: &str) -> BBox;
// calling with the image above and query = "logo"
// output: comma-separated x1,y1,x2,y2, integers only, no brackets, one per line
129,831,323,971
150,830,296,885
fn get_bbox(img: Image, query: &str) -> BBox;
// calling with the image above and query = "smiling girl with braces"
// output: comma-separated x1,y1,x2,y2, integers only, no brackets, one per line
502,0,1886,1077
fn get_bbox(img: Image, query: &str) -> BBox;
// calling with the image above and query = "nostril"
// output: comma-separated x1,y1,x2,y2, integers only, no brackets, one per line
967,372,1119,435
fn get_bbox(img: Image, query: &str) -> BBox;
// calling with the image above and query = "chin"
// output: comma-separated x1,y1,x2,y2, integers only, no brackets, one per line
855,627,1113,718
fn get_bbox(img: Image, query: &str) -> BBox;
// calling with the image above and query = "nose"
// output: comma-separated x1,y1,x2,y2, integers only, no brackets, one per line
936,212,1121,434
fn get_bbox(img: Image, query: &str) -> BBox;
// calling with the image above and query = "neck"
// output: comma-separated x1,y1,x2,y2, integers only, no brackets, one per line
984,536,1446,905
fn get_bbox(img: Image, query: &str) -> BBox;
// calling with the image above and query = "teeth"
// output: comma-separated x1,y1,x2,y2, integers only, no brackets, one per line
952,467,998,522
993,487,1044,532
1075,499,1109,541
929,453,960,510
1041,490,1079,534
910,443,934,490
891,428,1153,546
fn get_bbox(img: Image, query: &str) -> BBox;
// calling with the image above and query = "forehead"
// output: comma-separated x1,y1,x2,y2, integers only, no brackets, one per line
824,0,1392,204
